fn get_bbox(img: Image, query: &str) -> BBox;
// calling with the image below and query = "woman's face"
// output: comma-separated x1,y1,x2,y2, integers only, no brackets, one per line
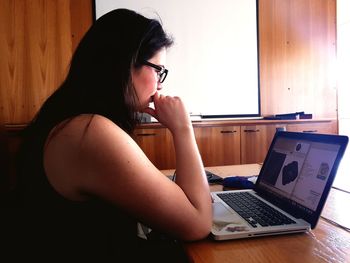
132,48,167,110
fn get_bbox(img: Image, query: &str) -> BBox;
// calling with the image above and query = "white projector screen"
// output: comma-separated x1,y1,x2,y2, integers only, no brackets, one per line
94,0,260,119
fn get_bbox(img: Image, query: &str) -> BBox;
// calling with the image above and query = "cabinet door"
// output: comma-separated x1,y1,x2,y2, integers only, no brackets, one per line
194,126,241,166
286,121,337,134
240,125,278,164
133,128,175,169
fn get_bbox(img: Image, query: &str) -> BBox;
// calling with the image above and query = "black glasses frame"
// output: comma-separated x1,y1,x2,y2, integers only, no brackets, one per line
142,60,168,83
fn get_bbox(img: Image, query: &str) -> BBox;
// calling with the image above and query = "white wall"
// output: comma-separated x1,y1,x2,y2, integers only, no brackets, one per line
334,0,350,190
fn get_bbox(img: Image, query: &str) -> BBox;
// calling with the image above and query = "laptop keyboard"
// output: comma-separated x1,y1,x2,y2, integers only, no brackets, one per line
217,192,296,228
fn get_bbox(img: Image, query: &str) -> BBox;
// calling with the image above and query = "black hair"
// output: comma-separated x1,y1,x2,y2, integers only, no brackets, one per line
14,9,173,200
33,8,172,135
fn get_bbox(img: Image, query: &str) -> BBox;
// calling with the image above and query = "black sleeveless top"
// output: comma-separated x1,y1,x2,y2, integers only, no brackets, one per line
11,131,189,262
10,128,144,261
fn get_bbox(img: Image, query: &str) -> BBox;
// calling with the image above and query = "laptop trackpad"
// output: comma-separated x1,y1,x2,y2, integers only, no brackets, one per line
212,202,246,226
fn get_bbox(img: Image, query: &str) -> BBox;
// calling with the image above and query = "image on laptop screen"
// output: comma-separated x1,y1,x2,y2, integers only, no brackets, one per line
259,137,339,212
256,133,346,226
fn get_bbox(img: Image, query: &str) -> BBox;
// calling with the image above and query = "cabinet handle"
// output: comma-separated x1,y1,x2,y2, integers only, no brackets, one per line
302,130,318,133
243,129,260,133
220,130,237,134
136,133,157,137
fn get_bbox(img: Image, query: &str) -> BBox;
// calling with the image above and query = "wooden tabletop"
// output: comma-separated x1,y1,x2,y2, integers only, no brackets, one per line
161,164,350,263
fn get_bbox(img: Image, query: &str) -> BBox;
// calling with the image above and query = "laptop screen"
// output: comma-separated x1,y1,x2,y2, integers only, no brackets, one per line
255,131,348,228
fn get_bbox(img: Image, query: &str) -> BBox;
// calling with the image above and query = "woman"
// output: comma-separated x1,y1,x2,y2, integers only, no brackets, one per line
14,8,212,262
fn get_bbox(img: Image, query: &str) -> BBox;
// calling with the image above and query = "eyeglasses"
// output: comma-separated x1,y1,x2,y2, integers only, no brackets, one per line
142,60,168,83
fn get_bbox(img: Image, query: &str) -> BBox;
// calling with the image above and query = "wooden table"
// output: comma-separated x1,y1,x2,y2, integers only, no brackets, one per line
162,164,350,263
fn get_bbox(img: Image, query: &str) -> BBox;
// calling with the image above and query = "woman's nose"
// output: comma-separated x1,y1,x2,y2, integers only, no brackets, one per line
157,83,163,91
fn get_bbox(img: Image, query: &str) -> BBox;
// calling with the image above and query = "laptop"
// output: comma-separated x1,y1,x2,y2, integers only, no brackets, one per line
211,131,348,240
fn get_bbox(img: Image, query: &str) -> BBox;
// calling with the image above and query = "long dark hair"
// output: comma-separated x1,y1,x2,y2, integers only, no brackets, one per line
33,8,172,135
14,9,173,199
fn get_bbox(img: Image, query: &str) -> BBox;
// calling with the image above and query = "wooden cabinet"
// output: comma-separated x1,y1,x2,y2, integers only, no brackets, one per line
286,122,337,134
240,125,277,164
133,128,175,170
133,119,337,169
194,126,241,167
240,120,337,164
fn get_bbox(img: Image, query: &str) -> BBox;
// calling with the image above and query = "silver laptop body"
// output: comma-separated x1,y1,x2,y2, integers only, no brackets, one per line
211,131,348,241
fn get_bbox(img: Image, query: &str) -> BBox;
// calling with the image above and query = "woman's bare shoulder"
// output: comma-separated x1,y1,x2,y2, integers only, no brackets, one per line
49,114,127,145
57,114,120,134
76,114,133,150
44,114,136,200
46,114,137,170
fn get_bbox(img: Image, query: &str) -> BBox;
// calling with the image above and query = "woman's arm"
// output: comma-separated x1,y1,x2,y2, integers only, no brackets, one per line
144,92,212,238
43,95,212,241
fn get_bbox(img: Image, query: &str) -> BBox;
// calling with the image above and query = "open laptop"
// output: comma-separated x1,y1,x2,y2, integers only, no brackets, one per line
211,131,348,240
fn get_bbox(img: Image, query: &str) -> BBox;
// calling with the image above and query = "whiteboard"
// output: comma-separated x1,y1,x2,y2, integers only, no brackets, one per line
94,0,260,118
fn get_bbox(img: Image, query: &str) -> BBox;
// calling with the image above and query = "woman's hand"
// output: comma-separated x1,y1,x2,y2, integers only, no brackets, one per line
142,92,192,134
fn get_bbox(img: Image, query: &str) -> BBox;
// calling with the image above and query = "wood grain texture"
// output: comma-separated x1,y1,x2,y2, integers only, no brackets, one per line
133,128,176,169
0,0,92,124
194,126,241,166
259,0,337,119
240,125,273,164
286,119,337,134
69,0,93,53
134,120,337,169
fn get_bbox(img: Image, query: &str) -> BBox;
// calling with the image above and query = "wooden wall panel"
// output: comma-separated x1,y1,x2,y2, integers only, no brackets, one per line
0,0,92,124
70,0,94,53
0,0,336,124
259,0,337,119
